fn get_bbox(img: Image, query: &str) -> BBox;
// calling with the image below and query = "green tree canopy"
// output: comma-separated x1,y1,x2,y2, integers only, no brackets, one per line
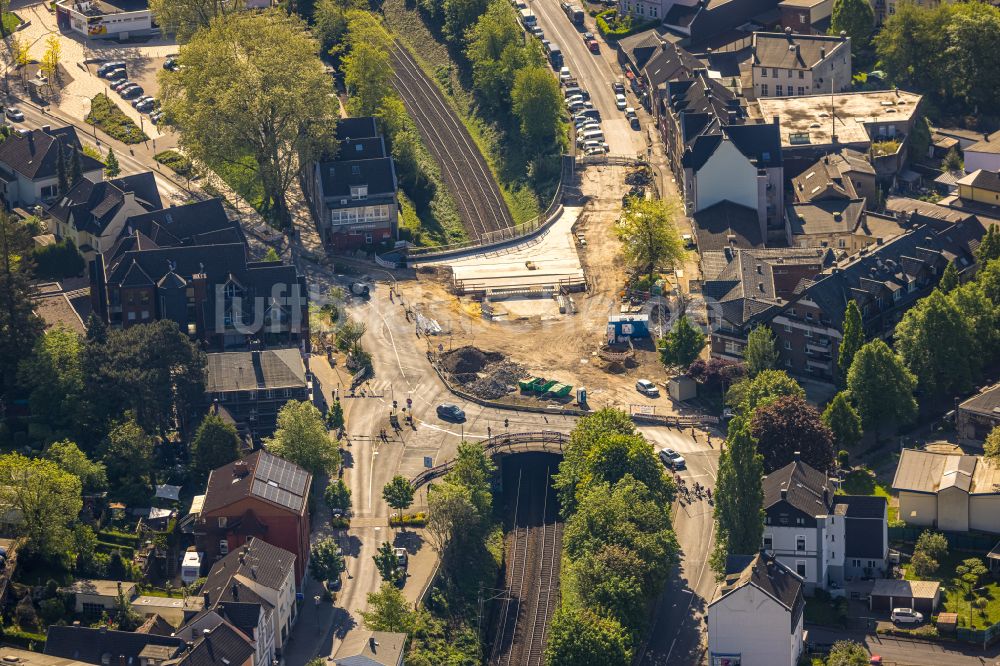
191,413,241,477
554,408,636,512
940,261,960,292
829,0,874,52
359,582,413,633
583,433,673,505
0,453,82,561
711,416,764,574
827,640,870,666
465,0,540,112
846,339,917,430
512,65,564,151
617,196,686,283
325,478,352,514
310,536,345,583
822,391,863,450
571,544,647,630
979,225,1000,264
382,475,415,523
266,401,340,476
0,212,44,393
160,10,338,226
426,479,478,560
342,10,395,117
659,315,705,368
102,415,154,503
750,396,835,473
446,441,495,518
984,426,1000,463
545,607,632,666
18,325,83,434
45,440,107,492
728,368,805,415
149,0,242,42
837,300,864,383
895,288,976,395
373,540,403,583
948,282,999,369
743,325,779,377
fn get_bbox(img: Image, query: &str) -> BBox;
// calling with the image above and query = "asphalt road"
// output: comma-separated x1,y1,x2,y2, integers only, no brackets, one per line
528,0,646,155
638,426,721,666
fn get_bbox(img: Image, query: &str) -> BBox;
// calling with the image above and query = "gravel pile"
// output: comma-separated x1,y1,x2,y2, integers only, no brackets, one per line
465,360,527,399
441,346,503,374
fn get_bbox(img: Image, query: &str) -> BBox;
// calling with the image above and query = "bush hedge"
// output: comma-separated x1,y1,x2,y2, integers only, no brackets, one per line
154,150,194,177
98,529,140,547
389,512,427,527
86,94,149,144
32,238,84,279
595,9,659,40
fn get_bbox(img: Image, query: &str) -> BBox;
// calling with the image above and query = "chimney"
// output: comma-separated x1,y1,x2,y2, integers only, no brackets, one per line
780,485,788,500
785,26,792,36
231,581,239,601
876,237,884,245
794,450,801,461
820,46,826,59
773,115,780,127
203,628,211,636
41,124,50,133
823,486,829,504
26,132,33,149
203,591,210,606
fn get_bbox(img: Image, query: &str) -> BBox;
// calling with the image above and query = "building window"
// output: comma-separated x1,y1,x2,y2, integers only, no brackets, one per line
776,85,783,96
868,560,876,568
784,324,791,332
219,539,229,555
796,536,806,551
350,185,368,200
772,68,778,77
798,70,805,79
760,84,769,97
797,86,805,96
724,340,741,355
799,12,807,22
852,559,861,568
788,69,793,78
784,340,791,350
761,68,768,78
763,534,773,550
796,561,806,577
218,517,227,528
650,5,657,17
41,184,57,198
838,238,846,248
82,602,105,616
796,517,805,525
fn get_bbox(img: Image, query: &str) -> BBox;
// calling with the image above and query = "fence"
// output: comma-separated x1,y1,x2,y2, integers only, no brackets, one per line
578,153,648,167
411,431,568,488
406,155,574,260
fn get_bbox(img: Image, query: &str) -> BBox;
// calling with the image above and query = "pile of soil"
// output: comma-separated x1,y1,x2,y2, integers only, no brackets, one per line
441,345,503,374
465,359,527,399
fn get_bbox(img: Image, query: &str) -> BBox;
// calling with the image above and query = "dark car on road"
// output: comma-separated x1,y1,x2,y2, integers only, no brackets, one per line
436,404,466,421
121,86,144,99
98,61,126,77
612,81,626,95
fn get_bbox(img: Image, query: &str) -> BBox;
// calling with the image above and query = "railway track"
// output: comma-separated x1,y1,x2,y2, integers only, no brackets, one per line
488,463,562,666
389,41,514,240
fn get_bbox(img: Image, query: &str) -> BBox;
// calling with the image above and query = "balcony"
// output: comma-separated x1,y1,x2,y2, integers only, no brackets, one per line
806,341,832,356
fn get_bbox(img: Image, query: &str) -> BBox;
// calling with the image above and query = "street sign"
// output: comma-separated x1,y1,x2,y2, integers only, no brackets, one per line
424,456,433,468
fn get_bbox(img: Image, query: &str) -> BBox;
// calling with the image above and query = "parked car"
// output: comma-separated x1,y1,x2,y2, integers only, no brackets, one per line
612,81,626,95
573,109,601,121
559,66,571,82
4,107,24,122
891,608,924,624
583,32,599,53
529,25,544,38
615,93,628,110
131,95,154,108
150,111,165,124
436,403,466,421
565,94,584,106
395,548,409,568
581,140,608,153
136,99,157,113
659,448,686,470
163,56,180,71
106,67,127,81
98,61,126,77
111,79,133,92
121,86,145,99
636,379,659,396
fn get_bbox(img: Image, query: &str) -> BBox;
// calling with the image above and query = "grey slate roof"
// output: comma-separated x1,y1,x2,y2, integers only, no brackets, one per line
123,199,242,248
751,32,848,69
786,199,865,237
335,117,379,141
834,496,888,559
205,348,307,393
764,459,834,516
317,157,397,207
49,172,161,235
960,382,1000,418
712,552,805,632
339,136,387,161
0,126,103,180
693,200,763,253
203,537,296,601
335,632,407,666
957,169,1000,194
44,626,185,664
171,621,255,666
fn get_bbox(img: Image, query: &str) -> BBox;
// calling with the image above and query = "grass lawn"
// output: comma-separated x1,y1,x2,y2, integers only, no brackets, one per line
86,94,149,144
153,149,193,177
905,550,1000,629
839,468,899,523
803,595,846,627
2,12,23,34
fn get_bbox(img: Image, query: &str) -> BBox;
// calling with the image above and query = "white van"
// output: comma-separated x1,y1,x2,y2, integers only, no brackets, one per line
519,8,537,26
579,128,604,143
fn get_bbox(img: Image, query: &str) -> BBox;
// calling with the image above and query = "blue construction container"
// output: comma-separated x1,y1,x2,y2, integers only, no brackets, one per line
607,314,650,341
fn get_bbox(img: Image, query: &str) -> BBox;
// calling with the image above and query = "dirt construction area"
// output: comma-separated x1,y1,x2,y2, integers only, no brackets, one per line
399,163,689,412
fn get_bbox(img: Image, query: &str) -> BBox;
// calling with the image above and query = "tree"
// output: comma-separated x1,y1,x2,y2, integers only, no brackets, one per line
313,0,348,54
341,11,394,117
837,300,864,384
465,0,538,112
830,0,874,52
846,339,917,430
309,537,345,583
325,478,352,514
511,65,564,151
69,147,82,187
382,475,414,524
545,607,632,666
327,399,345,430
359,583,412,633
104,149,120,178
822,392,862,450
426,480,477,559
18,325,83,433
956,558,987,597
9,36,29,72
743,325,779,377
941,146,964,173
102,415,154,502
572,545,646,629
659,315,705,368
980,224,1000,264
827,640,870,666
895,288,976,395
554,408,637,512
446,441,496,518
728,368,805,414
191,413,241,477
909,550,939,578
916,530,948,561
149,0,242,42
0,453,82,561
335,318,367,355
984,426,1000,463
443,0,488,43
41,35,61,85
940,260,960,293
0,213,44,393
949,282,999,368
45,440,107,492
266,401,340,476
373,540,402,583
582,433,673,505
160,10,337,227
750,396,835,473
617,196,686,283
56,142,69,196
711,416,764,574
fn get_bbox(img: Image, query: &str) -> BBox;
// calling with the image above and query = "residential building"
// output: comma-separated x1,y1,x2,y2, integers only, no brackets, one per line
707,551,805,666
706,213,985,381
177,606,272,666
0,649,93,666
790,150,878,206
620,0,784,47
305,117,399,251
784,199,905,252
204,348,310,437
44,626,186,664
0,125,104,208
893,449,1000,533
755,90,922,176
131,593,205,627
761,458,888,591
194,451,311,585
777,0,833,34
47,172,162,257
55,0,154,39
617,33,702,110
958,383,1000,445
334,632,407,666
59,579,137,615
956,169,1000,207
692,201,766,279
750,31,851,100
960,132,1000,173
202,536,298,654
172,622,255,666
90,234,308,350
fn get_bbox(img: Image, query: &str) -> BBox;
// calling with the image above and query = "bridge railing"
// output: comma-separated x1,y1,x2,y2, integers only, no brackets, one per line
411,431,568,489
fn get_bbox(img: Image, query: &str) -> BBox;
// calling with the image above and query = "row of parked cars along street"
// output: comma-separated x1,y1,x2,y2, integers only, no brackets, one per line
97,60,173,125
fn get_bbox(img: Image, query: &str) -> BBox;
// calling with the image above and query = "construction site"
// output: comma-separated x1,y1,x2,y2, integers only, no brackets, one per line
397,161,704,410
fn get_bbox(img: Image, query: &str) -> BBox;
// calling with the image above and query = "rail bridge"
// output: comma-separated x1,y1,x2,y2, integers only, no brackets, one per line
411,431,567,489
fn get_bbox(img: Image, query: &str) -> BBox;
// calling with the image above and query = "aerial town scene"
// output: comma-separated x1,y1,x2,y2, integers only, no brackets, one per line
0,0,998,663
